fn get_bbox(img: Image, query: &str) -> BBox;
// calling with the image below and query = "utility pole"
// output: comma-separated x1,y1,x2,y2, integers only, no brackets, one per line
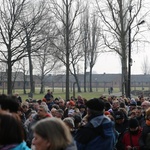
128,6,132,98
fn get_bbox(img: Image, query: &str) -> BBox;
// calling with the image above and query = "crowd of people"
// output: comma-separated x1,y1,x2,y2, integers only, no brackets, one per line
0,89,150,150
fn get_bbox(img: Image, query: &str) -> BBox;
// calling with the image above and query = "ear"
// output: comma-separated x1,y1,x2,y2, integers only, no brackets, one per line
45,140,51,148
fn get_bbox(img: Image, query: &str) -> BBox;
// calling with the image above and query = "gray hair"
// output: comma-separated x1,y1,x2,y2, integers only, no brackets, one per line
39,105,49,112
63,117,75,128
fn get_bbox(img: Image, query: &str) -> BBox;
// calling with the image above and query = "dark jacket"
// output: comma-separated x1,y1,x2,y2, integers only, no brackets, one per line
74,115,116,150
139,123,150,150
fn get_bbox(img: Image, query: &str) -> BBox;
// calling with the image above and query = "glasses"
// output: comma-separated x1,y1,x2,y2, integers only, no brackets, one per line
38,109,43,112
22,105,27,108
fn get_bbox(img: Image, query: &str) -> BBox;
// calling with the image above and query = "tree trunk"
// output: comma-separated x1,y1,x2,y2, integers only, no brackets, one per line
27,38,35,94
73,74,81,93
40,78,45,94
7,61,12,95
89,67,93,92
65,0,70,100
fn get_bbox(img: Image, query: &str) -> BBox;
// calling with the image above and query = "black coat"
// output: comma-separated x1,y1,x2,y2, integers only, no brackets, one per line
139,123,150,150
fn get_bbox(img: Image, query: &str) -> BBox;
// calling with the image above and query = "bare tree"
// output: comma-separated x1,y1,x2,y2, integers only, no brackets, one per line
0,0,27,95
88,12,102,92
19,0,49,94
34,42,62,94
80,6,89,92
95,0,144,96
49,0,85,99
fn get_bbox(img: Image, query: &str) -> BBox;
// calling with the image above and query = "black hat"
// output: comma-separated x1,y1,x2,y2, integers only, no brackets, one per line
86,98,104,111
129,118,139,128
115,111,124,120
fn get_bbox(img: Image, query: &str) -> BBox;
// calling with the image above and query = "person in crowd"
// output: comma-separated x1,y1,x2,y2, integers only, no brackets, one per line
122,118,142,150
114,110,129,150
50,107,57,117
140,97,146,104
51,104,60,110
139,107,150,150
32,101,40,112
74,98,116,150
24,110,37,130
58,99,66,111
44,89,53,101
136,106,145,127
63,117,76,136
79,105,87,118
111,99,120,116
129,109,137,119
76,95,84,107
14,93,22,104
64,101,70,118
128,99,137,117
32,118,73,150
21,102,32,119
55,109,64,119
68,100,76,109
26,104,52,147
46,97,54,111
141,101,150,117
17,106,26,125
54,98,59,105
63,117,78,150
107,96,113,104
0,94,20,113
114,110,129,134
0,110,30,150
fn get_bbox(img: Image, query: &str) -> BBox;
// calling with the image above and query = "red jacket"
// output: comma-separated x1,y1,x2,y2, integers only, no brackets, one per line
122,127,142,150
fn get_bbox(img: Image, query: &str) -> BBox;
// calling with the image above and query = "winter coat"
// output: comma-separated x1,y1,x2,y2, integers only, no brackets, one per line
0,141,30,150
74,114,116,150
139,123,150,150
122,128,142,150
12,142,31,150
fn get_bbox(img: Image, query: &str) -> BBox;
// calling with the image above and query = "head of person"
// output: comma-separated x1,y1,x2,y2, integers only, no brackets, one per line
141,101,150,112
47,89,51,94
32,118,72,150
85,98,105,118
0,94,19,113
128,118,140,135
37,105,50,119
55,109,64,119
79,105,86,113
68,100,76,109
0,110,24,146
115,111,125,124
50,108,57,117
129,98,137,110
112,100,119,110
58,99,65,107
136,106,142,118
63,117,75,131
21,102,29,113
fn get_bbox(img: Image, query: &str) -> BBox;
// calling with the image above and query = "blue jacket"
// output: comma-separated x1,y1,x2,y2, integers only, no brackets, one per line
74,115,116,150
12,142,31,150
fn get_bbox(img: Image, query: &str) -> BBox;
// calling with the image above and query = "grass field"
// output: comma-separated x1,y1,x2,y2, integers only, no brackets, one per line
1,87,114,101
1,86,146,101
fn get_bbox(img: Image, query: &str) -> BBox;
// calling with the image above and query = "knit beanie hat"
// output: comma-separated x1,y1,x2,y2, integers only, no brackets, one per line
129,118,139,128
86,98,104,111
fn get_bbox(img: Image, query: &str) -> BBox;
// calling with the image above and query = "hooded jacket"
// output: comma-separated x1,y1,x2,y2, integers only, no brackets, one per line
74,114,116,150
